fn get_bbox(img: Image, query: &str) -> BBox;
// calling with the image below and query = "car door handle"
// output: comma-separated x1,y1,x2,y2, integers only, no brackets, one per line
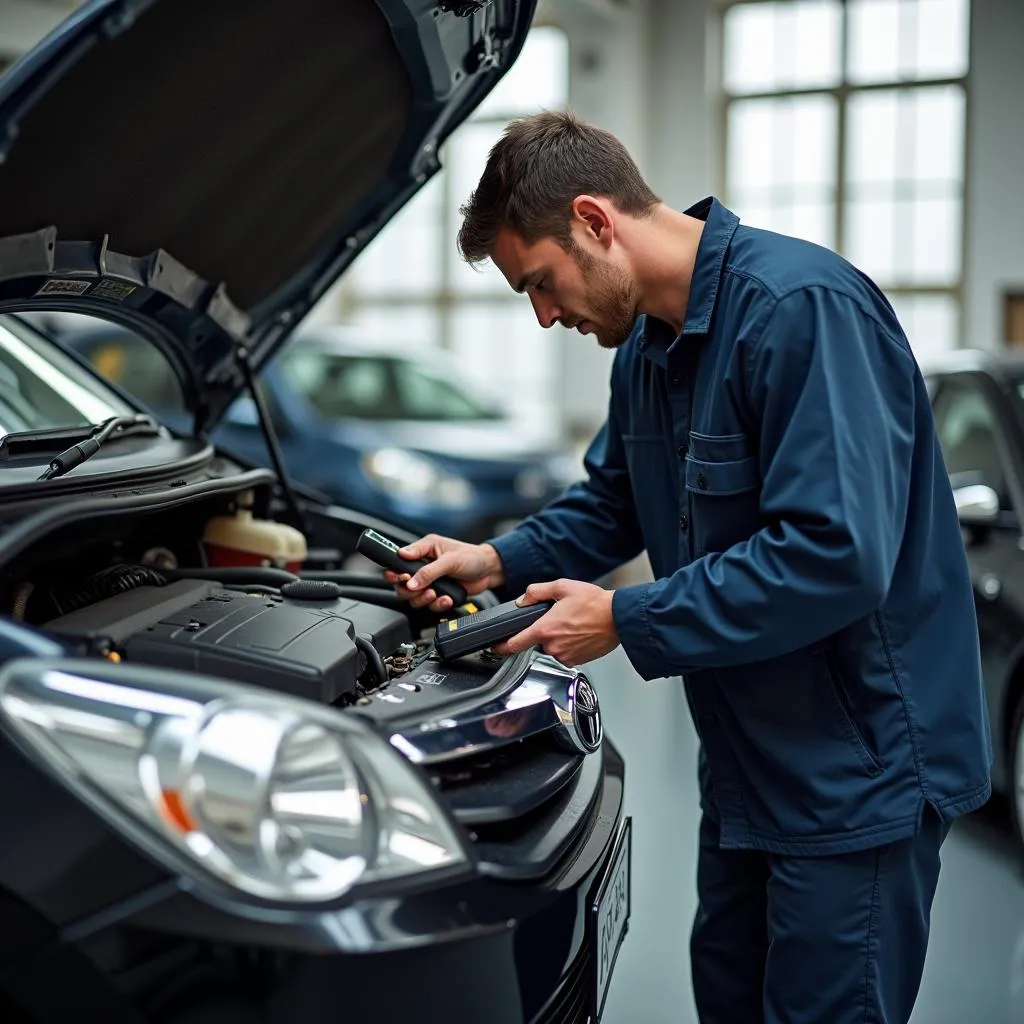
979,573,1002,601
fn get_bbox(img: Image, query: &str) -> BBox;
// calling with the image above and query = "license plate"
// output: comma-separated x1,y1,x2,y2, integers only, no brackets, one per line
592,816,632,1019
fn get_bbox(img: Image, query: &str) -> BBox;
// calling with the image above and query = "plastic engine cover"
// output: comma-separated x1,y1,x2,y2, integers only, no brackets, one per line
44,579,412,704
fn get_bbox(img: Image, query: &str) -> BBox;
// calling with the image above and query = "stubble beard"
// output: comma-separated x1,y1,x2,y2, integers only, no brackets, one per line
569,241,640,350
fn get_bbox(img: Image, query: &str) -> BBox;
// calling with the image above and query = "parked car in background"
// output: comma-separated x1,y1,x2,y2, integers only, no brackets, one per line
924,348,1024,855
0,0,631,1021
49,319,579,544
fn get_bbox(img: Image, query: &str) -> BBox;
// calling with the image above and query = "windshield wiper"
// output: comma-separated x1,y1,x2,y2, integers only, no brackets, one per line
35,414,160,481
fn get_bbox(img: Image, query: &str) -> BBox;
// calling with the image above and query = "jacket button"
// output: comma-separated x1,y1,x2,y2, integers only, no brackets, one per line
703,712,717,727
677,444,688,460
697,472,707,489
671,376,681,386
679,513,688,531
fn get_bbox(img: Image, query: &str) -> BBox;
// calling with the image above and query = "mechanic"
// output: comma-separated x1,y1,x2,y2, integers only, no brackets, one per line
383,110,992,1024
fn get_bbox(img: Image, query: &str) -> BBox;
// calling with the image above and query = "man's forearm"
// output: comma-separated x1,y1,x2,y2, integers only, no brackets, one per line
478,542,507,591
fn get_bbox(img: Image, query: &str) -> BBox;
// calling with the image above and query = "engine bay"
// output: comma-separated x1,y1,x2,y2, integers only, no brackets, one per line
0,483,518,723
43,577,412,705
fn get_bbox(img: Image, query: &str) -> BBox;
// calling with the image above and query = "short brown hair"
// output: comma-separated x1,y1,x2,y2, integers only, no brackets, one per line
457,110,660,265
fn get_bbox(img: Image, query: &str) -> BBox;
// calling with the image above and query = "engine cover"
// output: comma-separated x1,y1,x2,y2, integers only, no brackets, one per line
44,579,412,705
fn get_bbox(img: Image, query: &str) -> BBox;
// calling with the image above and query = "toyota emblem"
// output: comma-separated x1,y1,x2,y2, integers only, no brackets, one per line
567,675,602,753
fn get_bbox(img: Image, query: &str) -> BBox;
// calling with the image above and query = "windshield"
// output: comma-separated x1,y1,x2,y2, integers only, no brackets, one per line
279,348,505,422
0,315,130,437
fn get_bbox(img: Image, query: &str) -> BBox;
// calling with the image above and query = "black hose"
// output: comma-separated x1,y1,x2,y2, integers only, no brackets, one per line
354,634,389,688
327,586,406,608
300,570,392,590
161,566,299,587
161,568,404,610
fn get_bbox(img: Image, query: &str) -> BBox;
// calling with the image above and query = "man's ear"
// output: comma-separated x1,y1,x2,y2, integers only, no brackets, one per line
571,195,614,250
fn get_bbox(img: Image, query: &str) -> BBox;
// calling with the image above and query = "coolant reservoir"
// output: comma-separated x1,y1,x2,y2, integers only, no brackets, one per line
203,499,307,573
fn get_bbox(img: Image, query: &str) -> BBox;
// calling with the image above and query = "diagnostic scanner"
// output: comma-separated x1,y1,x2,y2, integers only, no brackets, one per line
434,598,555,661
356,528,469,607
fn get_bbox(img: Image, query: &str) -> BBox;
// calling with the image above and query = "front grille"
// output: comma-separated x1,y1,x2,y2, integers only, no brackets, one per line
429,732,583,825
531,941,594,1024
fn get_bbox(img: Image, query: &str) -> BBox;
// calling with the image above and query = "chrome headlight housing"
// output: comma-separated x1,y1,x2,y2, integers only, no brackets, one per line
361,447,474,508
0,659,469,904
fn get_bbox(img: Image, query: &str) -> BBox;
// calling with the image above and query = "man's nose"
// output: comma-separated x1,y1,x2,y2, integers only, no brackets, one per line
529,293,561,329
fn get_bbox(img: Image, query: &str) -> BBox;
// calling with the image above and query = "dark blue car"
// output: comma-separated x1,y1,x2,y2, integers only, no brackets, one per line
53,320,578,544
0,1,631,1021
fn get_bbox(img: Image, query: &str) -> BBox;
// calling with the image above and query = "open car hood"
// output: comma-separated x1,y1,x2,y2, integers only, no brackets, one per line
0,0,534,434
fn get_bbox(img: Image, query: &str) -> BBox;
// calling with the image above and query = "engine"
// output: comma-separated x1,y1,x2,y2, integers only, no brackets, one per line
43,577,414,706
0,490,511,721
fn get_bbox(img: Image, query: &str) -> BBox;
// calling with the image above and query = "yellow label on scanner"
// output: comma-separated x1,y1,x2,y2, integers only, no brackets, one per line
448,620,458,631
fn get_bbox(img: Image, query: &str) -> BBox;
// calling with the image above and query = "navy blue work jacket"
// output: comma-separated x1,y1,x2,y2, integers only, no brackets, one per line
490,197,992,856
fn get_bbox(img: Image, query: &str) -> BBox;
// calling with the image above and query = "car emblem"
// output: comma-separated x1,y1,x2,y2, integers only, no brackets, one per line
561,674,602,754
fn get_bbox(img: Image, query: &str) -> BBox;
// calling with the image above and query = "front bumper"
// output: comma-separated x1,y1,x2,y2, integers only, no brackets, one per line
1,741,627,1024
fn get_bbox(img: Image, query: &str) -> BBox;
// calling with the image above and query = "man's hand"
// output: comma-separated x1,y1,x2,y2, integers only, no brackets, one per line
383,534,506,613
492,578,620,667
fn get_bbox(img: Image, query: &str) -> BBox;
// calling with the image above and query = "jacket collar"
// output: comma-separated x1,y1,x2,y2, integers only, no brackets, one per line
637,196,740,366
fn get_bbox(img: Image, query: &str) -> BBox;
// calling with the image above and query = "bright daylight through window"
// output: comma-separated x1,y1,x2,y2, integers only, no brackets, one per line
722,0,970,359
326,26,570,436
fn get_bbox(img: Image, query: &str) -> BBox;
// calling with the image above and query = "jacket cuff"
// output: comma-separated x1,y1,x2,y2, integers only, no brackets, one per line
486,529,551,598
612,582,670,681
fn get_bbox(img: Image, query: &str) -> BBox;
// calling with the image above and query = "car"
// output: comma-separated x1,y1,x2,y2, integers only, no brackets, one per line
924,347,1024,855
47,320,579,544
0,2,631,1023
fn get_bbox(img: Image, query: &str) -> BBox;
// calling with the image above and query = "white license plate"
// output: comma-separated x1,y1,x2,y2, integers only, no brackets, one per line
592,816,632,1019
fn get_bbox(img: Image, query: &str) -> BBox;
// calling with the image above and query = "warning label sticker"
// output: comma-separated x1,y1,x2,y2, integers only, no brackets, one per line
34,278,91,297
90,279,137,303
414,671,448,687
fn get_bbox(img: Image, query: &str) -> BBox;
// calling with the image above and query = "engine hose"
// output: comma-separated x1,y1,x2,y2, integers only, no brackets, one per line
300,570,392,590
327,586,406,609
354,634,389,688
161,566,299,587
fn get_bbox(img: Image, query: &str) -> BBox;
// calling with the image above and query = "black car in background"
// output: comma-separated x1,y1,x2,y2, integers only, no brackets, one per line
926,349,1024,854
0,1,631,1021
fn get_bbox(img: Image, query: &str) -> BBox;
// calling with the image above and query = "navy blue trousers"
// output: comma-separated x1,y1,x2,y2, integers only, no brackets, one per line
691,806,950,1024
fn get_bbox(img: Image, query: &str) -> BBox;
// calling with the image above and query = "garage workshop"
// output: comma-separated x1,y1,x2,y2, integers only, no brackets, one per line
0,0,1019,1022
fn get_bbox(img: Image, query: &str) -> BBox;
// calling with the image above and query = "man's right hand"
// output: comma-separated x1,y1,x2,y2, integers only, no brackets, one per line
383,534,506,613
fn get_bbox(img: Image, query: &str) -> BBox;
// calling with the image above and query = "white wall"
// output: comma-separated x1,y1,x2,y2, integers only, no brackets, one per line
551,0,720,441
963,0,1024,350
544,0,648,441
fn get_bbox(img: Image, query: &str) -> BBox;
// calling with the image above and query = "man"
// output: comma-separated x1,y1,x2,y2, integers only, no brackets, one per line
384,110,992,1023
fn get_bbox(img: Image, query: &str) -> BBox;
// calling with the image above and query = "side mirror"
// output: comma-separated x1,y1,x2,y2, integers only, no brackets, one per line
223,396,260,428
954,484,1000,526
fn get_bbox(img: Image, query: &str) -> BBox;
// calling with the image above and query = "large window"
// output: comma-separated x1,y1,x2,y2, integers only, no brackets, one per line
322,26,570,432
722,0,970,359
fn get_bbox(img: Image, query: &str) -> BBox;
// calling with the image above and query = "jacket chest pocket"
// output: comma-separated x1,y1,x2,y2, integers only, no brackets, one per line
685,432,761,556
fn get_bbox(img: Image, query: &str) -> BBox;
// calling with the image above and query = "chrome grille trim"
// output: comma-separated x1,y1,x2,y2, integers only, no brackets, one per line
388,654,602,766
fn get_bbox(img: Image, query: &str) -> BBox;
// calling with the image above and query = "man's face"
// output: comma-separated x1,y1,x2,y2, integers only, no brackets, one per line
490,225,639,350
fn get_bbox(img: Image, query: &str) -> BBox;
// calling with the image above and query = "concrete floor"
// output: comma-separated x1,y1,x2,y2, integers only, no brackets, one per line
587,647,1024,1024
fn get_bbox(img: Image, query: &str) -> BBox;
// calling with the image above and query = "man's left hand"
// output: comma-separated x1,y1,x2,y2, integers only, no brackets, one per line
491,578,620,667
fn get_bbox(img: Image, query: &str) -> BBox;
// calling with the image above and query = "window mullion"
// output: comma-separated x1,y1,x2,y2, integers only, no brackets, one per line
835,0,849,255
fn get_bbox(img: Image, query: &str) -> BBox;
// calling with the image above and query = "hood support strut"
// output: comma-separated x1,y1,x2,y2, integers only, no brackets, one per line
232,344,307,536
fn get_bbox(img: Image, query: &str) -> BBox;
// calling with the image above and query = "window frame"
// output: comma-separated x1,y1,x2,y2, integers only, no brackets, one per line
718,0,971,348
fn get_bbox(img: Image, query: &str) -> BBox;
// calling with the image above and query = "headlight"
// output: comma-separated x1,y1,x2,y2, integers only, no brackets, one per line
0,659,468,904
361,447,474,508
